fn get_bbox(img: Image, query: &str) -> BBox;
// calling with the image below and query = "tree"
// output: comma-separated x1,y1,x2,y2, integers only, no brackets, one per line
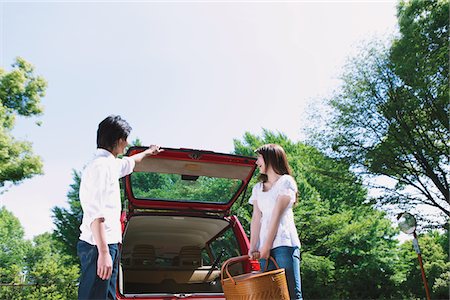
0,207,31,288
397,230,450,299
0,208,79,299
308,0,449,226
52,170,83,265
0,207,29,299
0,57,47,191
23,233,79,299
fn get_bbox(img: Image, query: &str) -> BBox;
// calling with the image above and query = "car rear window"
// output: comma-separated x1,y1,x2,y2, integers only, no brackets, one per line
129,172,243,204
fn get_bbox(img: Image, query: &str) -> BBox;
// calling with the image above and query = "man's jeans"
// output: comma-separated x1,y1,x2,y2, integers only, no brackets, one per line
260,246,303,300
77,240,119,300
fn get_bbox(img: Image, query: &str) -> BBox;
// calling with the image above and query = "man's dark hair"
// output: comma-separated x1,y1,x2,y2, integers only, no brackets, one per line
96,115,132,151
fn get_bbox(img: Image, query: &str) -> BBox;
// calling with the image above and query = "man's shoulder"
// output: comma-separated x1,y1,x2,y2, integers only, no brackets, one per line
83,156,110,175
90,156,110,167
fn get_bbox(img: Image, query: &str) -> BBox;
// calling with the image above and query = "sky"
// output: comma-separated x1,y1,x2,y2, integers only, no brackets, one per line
0,0,399,240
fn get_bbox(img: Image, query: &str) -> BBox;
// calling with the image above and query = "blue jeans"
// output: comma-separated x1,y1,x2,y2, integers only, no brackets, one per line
77,240,119,300
260,246,302,300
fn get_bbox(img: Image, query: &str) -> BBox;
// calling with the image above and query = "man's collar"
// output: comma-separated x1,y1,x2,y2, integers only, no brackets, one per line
96,148,114,158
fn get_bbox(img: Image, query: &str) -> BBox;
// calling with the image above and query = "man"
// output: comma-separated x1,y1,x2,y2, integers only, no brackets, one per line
77,115,162,299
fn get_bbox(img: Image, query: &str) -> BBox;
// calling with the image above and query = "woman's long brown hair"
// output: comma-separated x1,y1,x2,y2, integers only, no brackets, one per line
256,144,297,203
255,144,292,183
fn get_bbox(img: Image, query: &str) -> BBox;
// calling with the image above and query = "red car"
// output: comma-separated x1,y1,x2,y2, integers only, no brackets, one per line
117,147,260,299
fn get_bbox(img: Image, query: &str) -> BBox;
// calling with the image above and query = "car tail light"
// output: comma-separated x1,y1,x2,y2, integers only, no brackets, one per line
120,211,127,233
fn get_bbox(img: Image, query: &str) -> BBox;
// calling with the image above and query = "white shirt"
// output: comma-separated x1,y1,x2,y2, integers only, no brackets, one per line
79,148,135,245
249,174,301,250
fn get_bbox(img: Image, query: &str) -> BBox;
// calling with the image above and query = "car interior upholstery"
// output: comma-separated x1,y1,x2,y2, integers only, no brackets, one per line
134,157,253,181
119,215,241,295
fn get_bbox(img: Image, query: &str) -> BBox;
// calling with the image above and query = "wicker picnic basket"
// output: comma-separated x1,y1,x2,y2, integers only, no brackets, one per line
220,255,290,300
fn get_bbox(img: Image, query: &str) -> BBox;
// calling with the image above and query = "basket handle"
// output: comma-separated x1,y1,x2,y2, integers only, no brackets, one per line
220,255,280,286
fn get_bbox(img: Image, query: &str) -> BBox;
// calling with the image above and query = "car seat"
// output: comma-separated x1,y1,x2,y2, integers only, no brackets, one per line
178,246,202,268
131,244,156,267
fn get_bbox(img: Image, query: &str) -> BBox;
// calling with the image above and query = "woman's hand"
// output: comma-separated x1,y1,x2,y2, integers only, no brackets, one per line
248,250,260,260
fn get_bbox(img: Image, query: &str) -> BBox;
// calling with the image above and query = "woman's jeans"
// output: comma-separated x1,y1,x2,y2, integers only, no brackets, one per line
77,240,119,300
260,246,302,300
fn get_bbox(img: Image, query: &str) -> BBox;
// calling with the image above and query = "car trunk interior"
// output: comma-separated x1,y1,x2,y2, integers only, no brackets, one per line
118,214,244,296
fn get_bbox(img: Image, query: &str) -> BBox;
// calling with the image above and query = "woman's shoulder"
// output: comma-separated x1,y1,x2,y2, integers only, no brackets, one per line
278,174,297,189
252,181,263,192
279,174,295,183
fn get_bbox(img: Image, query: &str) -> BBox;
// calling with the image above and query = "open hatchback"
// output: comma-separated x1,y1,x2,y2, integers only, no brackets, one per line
118,147,258,299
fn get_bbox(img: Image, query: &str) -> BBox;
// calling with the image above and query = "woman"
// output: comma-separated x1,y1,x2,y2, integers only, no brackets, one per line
248,144,302,300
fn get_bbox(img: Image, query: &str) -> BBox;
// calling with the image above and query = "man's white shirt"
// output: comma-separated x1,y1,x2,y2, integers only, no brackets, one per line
79,148,135,245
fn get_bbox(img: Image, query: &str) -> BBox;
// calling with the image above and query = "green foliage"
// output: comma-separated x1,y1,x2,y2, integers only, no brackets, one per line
0,207,31,286
52,170,82,266
324,210,399,299
0,58,46,116
0,57,47,191
209,227,243,263
131,172,241,203
300,253,335,299
308,0,449,225
22,233,79,299
397,230,450,299
0,208,79,299
392,0,449,111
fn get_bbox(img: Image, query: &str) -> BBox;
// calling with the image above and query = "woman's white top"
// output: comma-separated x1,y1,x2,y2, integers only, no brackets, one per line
249,174,301,250
79,148,135,245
